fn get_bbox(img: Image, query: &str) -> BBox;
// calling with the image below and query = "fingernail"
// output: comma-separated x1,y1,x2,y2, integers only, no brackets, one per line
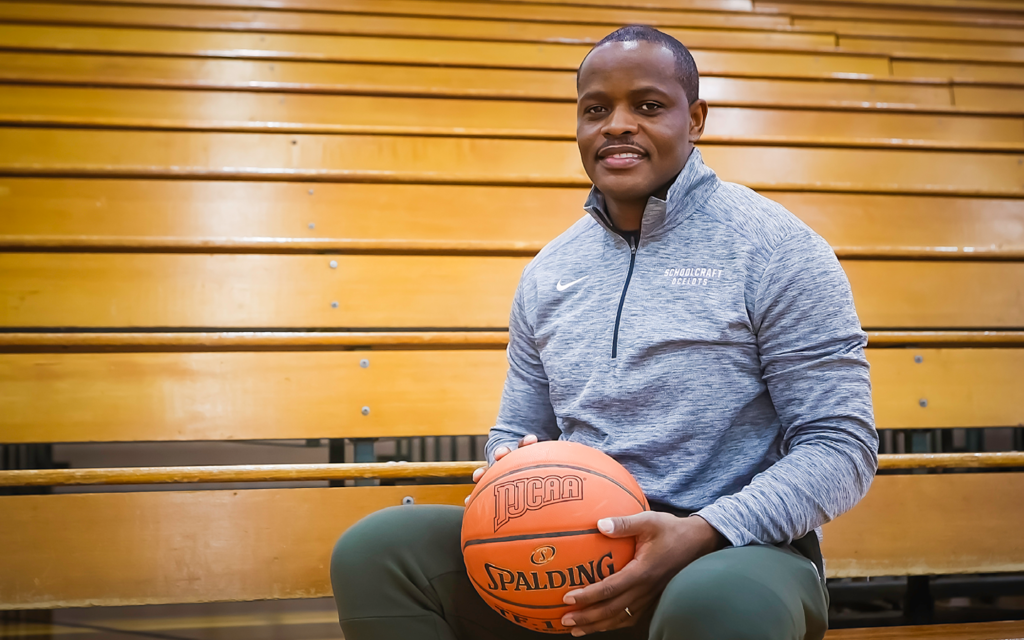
563,593,577,605
571,630,585,637
597,518,613,534
497,447,509,455
561,616,575,626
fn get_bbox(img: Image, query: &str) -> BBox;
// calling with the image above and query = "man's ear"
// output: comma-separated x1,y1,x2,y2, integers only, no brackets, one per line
688,99,709,142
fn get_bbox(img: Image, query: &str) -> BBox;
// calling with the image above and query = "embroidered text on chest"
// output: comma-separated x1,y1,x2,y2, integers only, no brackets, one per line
664,267,723,286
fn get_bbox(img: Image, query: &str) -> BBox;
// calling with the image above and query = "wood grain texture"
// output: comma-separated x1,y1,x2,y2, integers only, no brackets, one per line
0,53,966,110
2,452,1022,487
1,348,1021,443
825,620,1024,639
3,86,1021,150
0,179,588,251
3,129,1024,195
821,473,1024,578
792,16,1024,43
1,474,1021,608
0,485,473,609
0,331,514,351
955,84,1024,115
3,253,1023,328
840,34,1024,64
755,1,1024,27
869,348,1024,428
893,59,1024,84
0,461,484,487
876,452,1024,469
0,350,510,442
3,331,1024,352
4,182,1022,258
0,24,894,79
0,2,833,51
36,0,787,30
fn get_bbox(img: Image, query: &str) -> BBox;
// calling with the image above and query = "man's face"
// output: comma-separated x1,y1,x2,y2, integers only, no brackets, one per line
576,41,705,205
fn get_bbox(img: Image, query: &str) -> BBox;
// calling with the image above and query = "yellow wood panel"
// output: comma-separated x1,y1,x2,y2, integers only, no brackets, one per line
3,86,1019,149
705,105,1024,149
894,59,1024,84
0,53,962,110
840,35,1024,64
756,2,1024,27
768,192,1024,255
786,0,1024,13
4,129,1024,195
0,179,589,248
793,17,1024,44
1,346,1021,443
0,253,530,328
0,350,509,442
844,261,1024,328
0,485,473,609
0,2,833,51
0,24,893,79
2,474,1022,608
821,473,1024,577
954,85,1024,114
869,348,1024,429
700,76,954,111
40,0,757,14
0,53,581,102
10,0,793,31
5,181,1022,258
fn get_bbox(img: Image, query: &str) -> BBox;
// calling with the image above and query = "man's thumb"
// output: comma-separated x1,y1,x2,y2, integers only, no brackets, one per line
597,515,639,538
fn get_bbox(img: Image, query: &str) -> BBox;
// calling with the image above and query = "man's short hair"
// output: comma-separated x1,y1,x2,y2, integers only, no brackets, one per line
579,25,700,104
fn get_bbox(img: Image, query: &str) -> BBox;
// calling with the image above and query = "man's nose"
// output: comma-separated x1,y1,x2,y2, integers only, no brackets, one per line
602,106,638,137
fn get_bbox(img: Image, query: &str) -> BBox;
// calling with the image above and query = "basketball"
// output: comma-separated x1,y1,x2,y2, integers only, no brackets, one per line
461,440,650,634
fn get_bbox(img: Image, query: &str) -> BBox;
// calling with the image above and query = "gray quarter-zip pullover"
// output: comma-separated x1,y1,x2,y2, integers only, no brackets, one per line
486,148,878,546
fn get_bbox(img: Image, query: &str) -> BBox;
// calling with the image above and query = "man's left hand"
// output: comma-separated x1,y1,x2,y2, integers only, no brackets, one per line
560,512,727,637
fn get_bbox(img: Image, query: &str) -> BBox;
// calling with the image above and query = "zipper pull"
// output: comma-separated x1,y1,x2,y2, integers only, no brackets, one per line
629,235,637,254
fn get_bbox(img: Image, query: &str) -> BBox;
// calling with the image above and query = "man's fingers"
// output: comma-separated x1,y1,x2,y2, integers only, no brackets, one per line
520,434,538,446
493,446,511,461
596,513,650,539
472,466,487,483
563,558,644,607
562,586,652,636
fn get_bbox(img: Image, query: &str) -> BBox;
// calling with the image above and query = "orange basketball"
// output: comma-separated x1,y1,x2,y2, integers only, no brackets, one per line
461,440,649,634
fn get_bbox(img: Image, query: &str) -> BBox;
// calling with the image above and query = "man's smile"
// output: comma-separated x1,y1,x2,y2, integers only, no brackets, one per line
597,144,648,169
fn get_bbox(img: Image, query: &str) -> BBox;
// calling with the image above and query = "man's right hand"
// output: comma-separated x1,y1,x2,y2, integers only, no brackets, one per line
465,434,538,504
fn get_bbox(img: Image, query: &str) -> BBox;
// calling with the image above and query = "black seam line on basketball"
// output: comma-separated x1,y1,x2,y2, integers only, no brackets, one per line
468,462,647,512
466,574,574,611
463,528,601,548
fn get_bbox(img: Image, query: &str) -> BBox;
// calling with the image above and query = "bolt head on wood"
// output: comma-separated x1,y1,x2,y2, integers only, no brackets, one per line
331,301,339,308
329,260,338,269
914,355,923,363
919,399,928,408
361,406,370,416
360,359,369,368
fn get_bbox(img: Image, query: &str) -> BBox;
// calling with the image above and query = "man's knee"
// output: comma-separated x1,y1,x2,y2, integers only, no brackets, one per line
330,505,464,597
649,547,822,640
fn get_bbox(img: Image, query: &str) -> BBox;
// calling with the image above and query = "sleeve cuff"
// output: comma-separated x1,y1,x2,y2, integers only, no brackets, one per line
693,503,755,548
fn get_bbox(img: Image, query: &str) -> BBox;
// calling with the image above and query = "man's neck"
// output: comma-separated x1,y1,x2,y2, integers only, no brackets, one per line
605,198,647,232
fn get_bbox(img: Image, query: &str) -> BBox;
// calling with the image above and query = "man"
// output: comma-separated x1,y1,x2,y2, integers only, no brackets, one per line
332,25,877,640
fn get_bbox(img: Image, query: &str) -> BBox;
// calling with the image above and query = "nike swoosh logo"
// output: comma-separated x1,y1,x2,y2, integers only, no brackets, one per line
556,276,588,292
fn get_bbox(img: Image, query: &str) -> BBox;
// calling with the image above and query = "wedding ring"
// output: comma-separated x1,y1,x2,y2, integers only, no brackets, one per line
624,607,633,617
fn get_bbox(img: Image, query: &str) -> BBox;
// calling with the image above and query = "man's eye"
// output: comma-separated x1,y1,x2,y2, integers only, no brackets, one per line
639,103,662,112
586,106,607,114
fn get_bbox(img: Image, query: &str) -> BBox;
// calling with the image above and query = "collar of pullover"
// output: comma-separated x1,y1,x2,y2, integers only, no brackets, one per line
582,146,720,241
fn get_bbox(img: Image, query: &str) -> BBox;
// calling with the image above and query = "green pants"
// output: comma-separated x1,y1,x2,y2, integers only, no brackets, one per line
331,505,828,640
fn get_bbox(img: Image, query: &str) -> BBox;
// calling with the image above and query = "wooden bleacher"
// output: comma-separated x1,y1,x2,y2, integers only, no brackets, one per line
1,0,1023,636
